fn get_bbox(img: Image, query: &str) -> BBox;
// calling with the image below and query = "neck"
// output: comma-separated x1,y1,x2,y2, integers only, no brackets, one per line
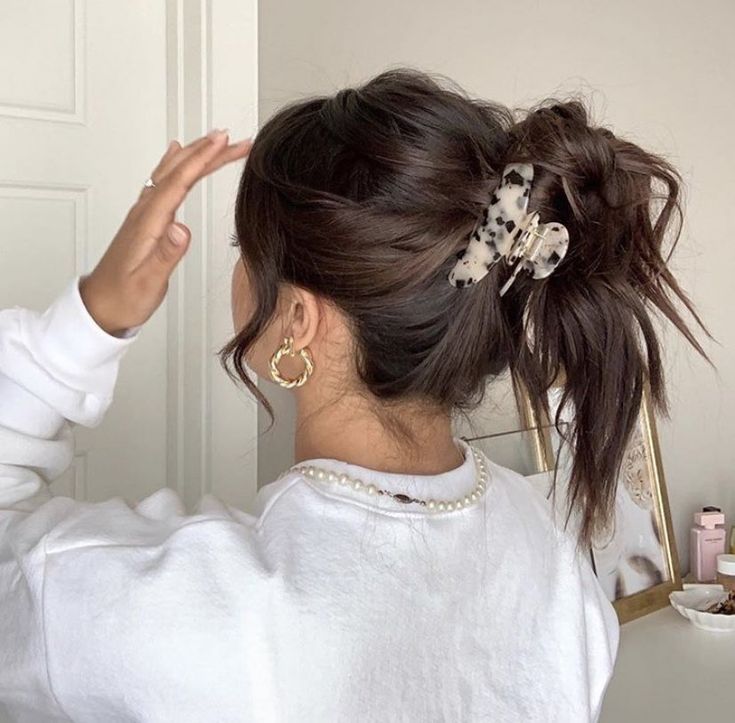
292,393,464,476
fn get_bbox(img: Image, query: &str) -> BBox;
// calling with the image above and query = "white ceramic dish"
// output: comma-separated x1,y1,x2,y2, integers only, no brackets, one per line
669,584,735,632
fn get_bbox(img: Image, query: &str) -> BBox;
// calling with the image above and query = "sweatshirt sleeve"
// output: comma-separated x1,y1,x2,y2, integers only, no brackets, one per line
0,274,140,718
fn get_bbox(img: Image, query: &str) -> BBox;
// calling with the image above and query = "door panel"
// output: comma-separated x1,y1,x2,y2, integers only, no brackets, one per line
0,0,259,512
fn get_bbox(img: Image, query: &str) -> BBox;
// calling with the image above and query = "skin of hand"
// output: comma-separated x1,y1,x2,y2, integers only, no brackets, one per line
79,130,252,336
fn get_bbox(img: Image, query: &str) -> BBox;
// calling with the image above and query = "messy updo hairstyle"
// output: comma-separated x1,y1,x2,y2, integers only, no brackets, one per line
218,67,713,550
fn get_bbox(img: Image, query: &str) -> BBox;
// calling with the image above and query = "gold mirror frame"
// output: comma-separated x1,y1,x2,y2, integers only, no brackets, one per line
513,375,682,624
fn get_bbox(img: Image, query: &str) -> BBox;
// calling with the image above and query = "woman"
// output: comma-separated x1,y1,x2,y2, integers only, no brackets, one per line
0,69,711,722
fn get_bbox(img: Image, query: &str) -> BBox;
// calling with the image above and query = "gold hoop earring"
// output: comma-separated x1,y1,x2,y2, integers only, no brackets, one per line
269,336,315,388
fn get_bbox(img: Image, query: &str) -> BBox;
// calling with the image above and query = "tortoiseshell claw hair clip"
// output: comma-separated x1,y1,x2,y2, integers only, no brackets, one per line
448,162,569,296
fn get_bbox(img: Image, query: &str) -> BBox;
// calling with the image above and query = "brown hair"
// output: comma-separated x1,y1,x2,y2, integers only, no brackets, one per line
218,68,714,550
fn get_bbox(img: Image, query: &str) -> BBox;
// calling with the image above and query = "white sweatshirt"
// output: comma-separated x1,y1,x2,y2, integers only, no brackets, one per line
0,275,620,723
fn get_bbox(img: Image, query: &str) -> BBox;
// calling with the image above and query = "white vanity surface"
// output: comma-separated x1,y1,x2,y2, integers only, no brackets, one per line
600,605,735,720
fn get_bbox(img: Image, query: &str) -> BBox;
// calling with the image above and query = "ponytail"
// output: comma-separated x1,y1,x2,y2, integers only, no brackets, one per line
506,100,715,551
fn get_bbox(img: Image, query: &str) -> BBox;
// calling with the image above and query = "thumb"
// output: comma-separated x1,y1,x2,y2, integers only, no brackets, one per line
151,221,191,273
148,222,191,279
167,222,190,250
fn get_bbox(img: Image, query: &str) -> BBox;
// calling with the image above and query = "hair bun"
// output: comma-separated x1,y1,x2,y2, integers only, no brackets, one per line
509,100,618,191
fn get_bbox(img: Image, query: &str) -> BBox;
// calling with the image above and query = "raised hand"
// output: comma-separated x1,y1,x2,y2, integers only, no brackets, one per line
79,130,252,336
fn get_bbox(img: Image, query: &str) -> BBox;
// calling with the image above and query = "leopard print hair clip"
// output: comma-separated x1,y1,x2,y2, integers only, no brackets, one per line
447,162,569,296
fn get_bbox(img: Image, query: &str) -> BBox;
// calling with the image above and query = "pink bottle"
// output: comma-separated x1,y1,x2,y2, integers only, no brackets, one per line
690,510,727,583
702,506,727,531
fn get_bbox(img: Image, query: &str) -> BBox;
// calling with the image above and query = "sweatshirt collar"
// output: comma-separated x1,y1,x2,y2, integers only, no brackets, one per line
284,436,490,514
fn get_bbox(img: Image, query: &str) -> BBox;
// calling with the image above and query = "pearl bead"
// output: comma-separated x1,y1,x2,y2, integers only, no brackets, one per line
282,443,488,513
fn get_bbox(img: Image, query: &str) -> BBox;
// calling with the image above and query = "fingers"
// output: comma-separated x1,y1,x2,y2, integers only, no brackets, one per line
148,132,251,193
145,132,227,193
137,141,181,201
152,140,183,178
142,134,250,237
200,139,253,177
155,133,220,181
128,132,251,255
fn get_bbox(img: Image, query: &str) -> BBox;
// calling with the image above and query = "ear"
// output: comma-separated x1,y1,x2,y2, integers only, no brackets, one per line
283,284,322,352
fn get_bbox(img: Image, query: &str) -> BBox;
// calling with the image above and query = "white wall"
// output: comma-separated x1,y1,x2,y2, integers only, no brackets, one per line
257,0,735,575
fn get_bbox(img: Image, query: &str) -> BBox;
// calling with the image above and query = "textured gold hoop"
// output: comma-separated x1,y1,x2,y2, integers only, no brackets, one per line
269,336,315,388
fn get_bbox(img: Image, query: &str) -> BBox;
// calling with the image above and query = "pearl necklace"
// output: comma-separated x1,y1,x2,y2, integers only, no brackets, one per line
282,444,489,513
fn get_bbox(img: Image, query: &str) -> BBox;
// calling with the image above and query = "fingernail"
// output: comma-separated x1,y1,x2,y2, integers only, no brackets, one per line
207,128,229,140
168,224,187,246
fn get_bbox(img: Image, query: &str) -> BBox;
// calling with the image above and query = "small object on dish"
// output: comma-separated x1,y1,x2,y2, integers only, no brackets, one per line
669,584,735,632
704,589,735,615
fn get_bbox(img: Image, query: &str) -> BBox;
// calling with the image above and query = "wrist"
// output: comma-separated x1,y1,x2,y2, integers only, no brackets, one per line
78,275,127,337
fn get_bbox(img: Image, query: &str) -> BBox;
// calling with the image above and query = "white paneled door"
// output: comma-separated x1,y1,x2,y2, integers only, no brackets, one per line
0,0,259,512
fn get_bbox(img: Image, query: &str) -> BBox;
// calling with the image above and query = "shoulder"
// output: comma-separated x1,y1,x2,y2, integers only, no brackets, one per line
482,454,575,544
39,475,312,579
482,455,620,701
41,482,273,562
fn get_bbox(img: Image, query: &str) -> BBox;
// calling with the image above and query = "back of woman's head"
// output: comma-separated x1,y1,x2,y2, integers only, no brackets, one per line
220,67,713,551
